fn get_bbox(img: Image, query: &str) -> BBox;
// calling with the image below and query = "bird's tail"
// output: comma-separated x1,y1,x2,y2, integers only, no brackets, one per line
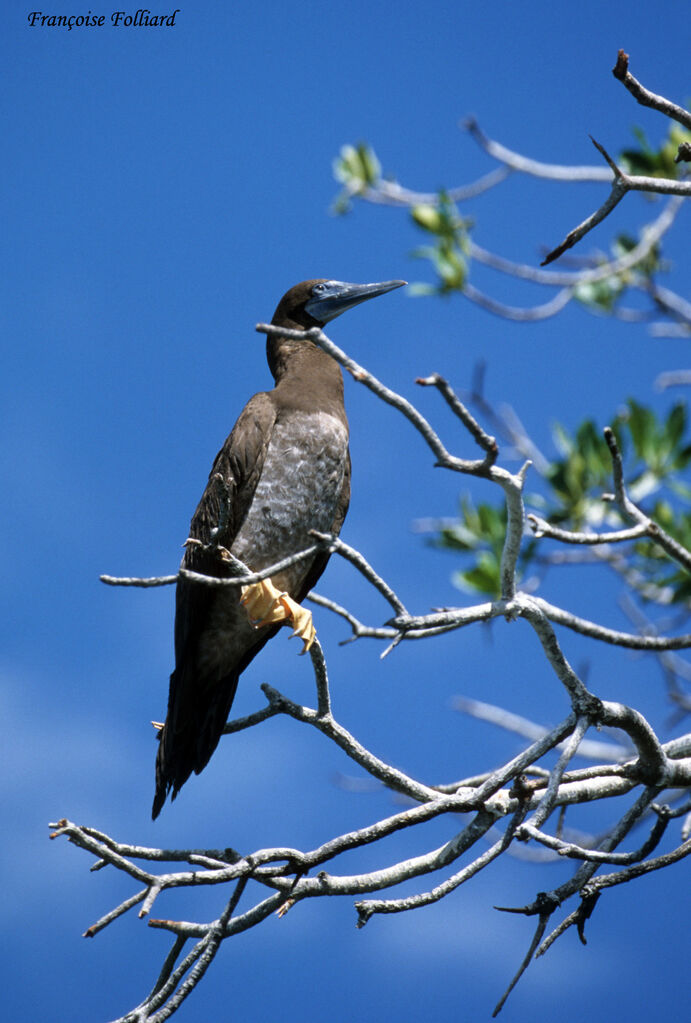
152,669,240,819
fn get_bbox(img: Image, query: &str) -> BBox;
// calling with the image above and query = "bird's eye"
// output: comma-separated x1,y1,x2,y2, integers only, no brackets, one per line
313,283,326,295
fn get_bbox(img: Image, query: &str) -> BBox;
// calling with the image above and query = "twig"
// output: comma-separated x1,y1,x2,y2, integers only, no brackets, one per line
358,165,513,206
355,808,518,921
101,544,324,590
542,141,690,265
527,516,647,545
492,904,553,1017
468,196,682,287
604,427,691,574
463,116,613,181
536,597,691,651
309,533,408,615
462,281,574,321
519,810,669,865
612,50,691,131
521,717,590,831
453,696,629,760
415,373,497,456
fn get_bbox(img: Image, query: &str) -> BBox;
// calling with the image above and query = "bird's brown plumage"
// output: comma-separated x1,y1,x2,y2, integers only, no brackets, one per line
152,278,404,818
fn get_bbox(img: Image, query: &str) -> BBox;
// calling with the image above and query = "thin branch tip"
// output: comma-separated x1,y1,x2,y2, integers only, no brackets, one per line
613,49,629,80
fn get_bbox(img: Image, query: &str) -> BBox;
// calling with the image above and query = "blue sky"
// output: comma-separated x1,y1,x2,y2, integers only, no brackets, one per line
2,2,689,1020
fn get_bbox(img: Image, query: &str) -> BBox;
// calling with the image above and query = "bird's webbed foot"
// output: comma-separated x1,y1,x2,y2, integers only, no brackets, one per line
240,579,316,653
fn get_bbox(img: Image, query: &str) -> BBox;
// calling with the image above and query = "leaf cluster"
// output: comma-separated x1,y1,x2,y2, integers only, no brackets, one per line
573,232,666,314
431,498,535,598
619,123,691,179
332,143,382,213
408,194,472,294
435,401,691,604
332,134,687,318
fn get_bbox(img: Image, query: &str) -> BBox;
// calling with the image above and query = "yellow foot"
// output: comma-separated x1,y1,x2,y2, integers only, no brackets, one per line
240,578,316,653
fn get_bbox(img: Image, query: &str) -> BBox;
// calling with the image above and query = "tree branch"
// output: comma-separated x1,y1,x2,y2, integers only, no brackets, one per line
612,50,691,132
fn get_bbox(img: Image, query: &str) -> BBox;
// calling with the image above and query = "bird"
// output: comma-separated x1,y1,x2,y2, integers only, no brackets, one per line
152,277,406,818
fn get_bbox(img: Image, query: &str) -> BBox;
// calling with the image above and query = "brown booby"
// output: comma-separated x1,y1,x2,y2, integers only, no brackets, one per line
152,278,405,818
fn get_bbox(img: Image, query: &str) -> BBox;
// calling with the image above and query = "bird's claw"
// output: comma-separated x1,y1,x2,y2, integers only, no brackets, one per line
285,599,317,654
240,579,285,624
240,579,316,653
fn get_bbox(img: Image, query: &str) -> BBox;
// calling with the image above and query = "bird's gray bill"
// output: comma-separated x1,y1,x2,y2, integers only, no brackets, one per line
304,279,406,323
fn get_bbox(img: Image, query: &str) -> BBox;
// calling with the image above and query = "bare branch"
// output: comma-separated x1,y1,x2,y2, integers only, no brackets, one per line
520,810,669,865
492,905,553,1017
461,281,574,321
648,285,691,329
604,427,691,574
309,532,408,615
612,50,691,132
527,515,647,545
582,837,691,893
598,700,671,786
542,142,690,265
358,165,513,206
521,716,591,830
473,194,682,288
542,165,628,265
356,807,523,922
453,696,630,761
415,373,497,456
384,593,691,653
258,683,442,803
463,116,613,181
101,573,178,588
657,371,691,393
100,544,325,590
536,597,691,651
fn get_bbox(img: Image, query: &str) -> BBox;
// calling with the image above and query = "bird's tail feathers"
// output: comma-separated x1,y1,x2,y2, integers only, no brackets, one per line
152,669,240,819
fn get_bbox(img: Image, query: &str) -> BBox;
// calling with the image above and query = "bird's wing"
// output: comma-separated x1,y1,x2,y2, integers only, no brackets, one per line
192,392,279,546
153,392,278,817
174,391,278,658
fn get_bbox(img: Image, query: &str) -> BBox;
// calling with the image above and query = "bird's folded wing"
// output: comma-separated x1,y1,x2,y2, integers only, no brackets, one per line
174,391,278,658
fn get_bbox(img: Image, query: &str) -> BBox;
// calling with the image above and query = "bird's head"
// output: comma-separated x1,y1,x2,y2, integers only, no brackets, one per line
272,278,406,329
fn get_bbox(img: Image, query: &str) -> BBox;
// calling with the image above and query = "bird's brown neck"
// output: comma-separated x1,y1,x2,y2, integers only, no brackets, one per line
267,329,345,418
270,339,346,415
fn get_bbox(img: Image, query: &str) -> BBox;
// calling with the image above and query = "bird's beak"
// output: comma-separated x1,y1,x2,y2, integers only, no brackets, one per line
304,279,406,324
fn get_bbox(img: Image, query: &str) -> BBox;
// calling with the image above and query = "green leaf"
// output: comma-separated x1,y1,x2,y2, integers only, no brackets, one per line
434,247,466,290
331,143,382,211
411,204,443,232
573,276,625,312
619,122,691,179
665,402,687,451
454,552,501,597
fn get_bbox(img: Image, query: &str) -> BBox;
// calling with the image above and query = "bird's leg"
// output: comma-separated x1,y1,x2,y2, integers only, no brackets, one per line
240,579,316,653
